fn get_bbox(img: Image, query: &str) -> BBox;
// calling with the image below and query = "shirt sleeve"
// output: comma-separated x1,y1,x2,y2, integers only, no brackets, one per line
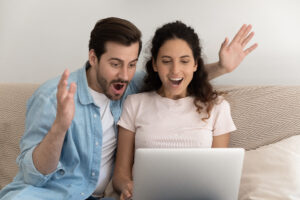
212,99,237,136
117,95,136,133
17,91,64,187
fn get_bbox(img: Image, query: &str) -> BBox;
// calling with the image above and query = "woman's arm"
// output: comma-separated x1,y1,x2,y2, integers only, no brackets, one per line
212,133,230,148
112,126,135,200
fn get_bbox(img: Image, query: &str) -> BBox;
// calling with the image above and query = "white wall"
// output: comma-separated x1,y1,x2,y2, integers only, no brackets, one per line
1,0,300,85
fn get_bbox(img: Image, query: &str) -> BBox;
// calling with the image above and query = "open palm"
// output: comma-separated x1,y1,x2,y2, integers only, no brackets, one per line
219,24,258,73
55,69,77,132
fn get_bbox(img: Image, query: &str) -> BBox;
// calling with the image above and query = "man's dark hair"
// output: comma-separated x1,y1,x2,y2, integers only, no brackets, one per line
88,17,142,65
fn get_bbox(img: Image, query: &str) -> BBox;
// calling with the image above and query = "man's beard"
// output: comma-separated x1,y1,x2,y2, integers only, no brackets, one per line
96,74,129,100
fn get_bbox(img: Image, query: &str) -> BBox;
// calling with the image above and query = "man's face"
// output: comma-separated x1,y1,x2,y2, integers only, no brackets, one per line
88,41,139,100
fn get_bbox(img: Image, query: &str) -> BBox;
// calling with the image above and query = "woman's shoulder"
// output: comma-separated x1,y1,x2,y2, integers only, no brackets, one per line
125,91,156,102
213,96,231,111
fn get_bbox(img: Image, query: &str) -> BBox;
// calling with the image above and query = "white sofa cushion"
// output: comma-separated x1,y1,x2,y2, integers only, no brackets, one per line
239,135,300,199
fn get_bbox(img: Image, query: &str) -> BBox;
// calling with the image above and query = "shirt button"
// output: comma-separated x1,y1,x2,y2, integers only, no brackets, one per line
94,114,97,118
80,192,85,195
92,172,95,176
58,169,65,175
95,141,99,146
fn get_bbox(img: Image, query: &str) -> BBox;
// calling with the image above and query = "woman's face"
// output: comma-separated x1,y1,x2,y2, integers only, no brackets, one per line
153,38,197,99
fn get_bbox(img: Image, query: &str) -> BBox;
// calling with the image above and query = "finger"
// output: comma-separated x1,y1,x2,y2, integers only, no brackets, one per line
244,43,258,56
240,24,252,42
128,183,133,192
120,192,131,200
120,194,125,200
124,190,132,199
57,80,68,102
231,24,247,43
64,83,77,103
58,69,69,89
242,31,254,47
68,82,77,95
57,69,69,98
220,37,229,50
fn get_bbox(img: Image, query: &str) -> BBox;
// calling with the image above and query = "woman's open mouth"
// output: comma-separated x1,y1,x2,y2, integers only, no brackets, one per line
169,77,183,86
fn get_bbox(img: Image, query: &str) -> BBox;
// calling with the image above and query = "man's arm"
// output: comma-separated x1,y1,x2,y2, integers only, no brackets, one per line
33,69,76,175
205,24,258,80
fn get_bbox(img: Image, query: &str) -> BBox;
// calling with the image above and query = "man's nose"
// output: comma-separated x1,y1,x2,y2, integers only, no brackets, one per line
118,66,129,81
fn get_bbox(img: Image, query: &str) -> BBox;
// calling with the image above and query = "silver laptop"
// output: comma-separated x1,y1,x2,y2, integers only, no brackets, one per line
132,148,244,200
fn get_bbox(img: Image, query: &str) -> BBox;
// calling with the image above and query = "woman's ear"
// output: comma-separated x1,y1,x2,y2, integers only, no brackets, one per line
88,49,98,67
193,61,198,72
152,58,158,72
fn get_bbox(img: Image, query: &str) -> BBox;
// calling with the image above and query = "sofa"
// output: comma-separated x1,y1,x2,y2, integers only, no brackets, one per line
1,83,300,199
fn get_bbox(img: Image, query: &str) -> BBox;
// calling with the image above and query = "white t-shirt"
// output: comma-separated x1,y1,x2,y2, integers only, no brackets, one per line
118,91,236,149
89,88,117,196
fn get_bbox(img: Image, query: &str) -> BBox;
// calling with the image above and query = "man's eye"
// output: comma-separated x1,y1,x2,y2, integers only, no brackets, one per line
129,63,136,68
110,63,120,67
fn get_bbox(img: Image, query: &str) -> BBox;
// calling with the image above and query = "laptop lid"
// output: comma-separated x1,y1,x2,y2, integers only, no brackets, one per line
132,148,244,200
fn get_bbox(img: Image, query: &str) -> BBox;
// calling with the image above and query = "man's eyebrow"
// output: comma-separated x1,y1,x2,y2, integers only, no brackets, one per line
129,58,138,63
108,58,123,62
108,58,138,63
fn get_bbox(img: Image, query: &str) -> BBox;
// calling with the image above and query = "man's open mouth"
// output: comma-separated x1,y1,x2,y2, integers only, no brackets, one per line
111,82,127,95
113,83,125,91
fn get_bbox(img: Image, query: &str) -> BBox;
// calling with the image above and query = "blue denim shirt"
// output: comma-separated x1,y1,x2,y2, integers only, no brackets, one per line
0,65,145,200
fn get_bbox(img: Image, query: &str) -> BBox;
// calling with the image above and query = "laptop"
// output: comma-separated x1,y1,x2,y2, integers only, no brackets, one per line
132,148,244,200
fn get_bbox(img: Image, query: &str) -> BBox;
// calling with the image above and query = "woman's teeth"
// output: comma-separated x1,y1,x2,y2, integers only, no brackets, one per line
169,77,183,85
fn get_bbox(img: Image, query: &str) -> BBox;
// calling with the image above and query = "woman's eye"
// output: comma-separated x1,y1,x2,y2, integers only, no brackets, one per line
162,60,171,64
181,60,189,64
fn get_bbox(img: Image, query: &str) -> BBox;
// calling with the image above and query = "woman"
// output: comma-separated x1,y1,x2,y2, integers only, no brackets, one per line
113,21,237,200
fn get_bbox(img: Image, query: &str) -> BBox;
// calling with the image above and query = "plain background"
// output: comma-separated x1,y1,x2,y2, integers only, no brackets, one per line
1,0,299,85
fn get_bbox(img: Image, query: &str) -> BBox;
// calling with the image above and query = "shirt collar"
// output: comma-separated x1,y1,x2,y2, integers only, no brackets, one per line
77,62,94,105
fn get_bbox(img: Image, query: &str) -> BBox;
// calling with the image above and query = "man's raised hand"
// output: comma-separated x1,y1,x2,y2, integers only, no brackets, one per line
55,69,77,132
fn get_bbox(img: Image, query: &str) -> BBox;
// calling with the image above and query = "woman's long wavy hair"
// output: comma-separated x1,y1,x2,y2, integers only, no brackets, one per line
142,21,220,120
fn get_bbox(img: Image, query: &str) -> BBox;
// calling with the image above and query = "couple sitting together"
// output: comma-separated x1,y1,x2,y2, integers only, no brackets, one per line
0,17,257,200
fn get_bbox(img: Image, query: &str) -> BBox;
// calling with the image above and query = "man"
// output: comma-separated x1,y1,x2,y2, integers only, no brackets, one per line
0,17,257,200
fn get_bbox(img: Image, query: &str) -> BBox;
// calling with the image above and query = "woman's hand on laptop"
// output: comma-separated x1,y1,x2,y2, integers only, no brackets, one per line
120,180,133,200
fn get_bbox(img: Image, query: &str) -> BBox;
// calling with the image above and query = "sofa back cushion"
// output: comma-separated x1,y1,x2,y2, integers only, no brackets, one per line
219,85,300,150
0,84,39,189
